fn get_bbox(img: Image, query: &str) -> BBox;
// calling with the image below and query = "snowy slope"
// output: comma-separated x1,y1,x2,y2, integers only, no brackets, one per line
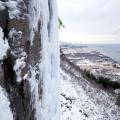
60,65,120,120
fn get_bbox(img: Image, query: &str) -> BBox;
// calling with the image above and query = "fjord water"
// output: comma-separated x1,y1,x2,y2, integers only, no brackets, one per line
86,44,120,63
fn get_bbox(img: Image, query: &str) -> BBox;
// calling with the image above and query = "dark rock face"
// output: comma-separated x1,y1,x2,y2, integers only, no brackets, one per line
2,55,35,120
0,0,41,119
0,9,8,31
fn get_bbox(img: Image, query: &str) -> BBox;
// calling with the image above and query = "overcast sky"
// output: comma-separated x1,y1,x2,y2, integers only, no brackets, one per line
57,0,120,44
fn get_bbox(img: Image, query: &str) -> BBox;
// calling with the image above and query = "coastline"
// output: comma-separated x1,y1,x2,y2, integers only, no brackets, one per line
85,44,120,63
61,44,120,84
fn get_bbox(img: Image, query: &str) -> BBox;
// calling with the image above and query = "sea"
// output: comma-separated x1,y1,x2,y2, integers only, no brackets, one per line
85,44,120,63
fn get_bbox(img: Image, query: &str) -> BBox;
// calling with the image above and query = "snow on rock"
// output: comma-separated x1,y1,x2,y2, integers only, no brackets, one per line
0,86,13,120
0,0,27,19
6,0,20,19
5,0,26,20
0,27,9,60
116,72,120,76
14,55,26,82
9,27,27,83
0,1,5,10
9,28,23,42
114,89,120,94
27,66,41,119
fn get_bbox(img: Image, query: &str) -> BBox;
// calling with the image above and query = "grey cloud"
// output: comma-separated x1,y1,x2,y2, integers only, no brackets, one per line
57,0,120,43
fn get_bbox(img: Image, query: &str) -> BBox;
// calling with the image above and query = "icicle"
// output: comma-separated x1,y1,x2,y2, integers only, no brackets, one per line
29,0,60,119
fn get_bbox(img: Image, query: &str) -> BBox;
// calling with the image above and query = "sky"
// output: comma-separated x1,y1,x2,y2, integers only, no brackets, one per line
57,0,120,44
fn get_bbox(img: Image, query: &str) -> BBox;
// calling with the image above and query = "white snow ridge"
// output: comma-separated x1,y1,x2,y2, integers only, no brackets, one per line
60,66,120,120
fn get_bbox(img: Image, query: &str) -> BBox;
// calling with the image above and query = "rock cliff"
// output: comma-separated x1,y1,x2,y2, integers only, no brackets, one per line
0,0,59,120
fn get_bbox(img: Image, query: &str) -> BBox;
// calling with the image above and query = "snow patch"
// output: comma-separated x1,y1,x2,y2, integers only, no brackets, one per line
9,28,23,42
116,72,120,76
0,86,13,120
6,0,21,19
14,55,26,82
114,89,120,94
0,27,9,60
0,1,5,10
5,0,26,19
29,66,41,119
